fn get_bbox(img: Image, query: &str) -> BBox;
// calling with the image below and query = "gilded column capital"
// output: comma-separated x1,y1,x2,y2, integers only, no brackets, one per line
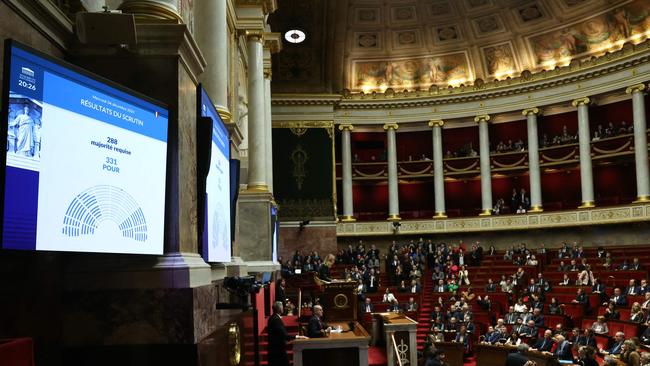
522,107,540,116
338,124,354,131
240,29,265,41
428,120,444,128
118,0,182,22
383,123,399,130
571,97,591,107
626,84,646,94
263,68,272,79
474,114,491,123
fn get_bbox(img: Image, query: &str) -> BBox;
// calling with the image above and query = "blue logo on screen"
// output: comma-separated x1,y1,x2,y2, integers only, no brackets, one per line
62,185,148,242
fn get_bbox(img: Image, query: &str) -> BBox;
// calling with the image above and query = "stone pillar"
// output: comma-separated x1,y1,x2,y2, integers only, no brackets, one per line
245,31,267,192
339,124,356,221
572,97,595,208
626,84,650,203
384,123,400,221
264,71,274,193
523,108,543,212
428,120,446,218
194,0,230,121
475,115,492,215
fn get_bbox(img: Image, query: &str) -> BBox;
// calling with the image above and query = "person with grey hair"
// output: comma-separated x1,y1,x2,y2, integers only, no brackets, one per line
506,343,530,366
307,304,331,338
268,301,307,366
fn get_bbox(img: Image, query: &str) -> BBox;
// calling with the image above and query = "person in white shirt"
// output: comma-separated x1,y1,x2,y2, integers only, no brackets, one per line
514,298,528,313
383,288,396,303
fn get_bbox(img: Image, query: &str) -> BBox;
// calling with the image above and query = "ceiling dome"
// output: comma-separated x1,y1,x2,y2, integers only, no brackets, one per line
270,0,650,93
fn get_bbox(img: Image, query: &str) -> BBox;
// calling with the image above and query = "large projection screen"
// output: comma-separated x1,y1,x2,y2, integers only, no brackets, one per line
1,40,169,255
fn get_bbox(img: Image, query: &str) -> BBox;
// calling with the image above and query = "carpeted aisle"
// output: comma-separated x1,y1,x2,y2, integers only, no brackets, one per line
368,346,387,366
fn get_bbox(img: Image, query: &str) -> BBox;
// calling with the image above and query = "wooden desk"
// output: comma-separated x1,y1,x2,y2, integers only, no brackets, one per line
475,343,559,366
293,321,370,366
380,313,418,366
433,342,464,366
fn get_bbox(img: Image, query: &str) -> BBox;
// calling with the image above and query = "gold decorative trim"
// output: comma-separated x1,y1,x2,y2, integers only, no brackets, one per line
216,106,232,123
383,123,399,130
337,203,650,236
240,29,264,41
634,195,650,203
272,121,334,129
529,205,544,213
474,114,491,123
578,200,596,209
433,212,447,219
340,215,357,222
626,84,646,94
479,209,492,216
571,97,591,107
339,124,354,131
245,184,269,193
118,1,182,22
522,107,540,116
228,322,241,366
428,120,445,127
387,214,401,221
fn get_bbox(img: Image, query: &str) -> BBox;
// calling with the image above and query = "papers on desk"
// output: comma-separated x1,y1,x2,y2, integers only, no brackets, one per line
330,329,343,334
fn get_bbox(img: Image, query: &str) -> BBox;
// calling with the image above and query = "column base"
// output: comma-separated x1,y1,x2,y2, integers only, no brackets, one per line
433,212,447,219
634,195,650,203
578,201,596,209
478,209,492,216
529,205,544,213
340,215,357,222
387,214,401,221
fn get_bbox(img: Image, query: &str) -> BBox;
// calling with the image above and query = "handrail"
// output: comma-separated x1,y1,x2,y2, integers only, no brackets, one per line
390,333,404,366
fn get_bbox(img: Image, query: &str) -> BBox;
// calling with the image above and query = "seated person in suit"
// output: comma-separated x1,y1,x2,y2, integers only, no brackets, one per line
505,306,519,324
591,316,608,334
482,326,502,344
453,325,471,356
532,330,555,352
548,334,573,361
505,343,530,366
404,297,418,312
604,287,627,307
389,299,401,312
600,331,625,356
603,302,620,320
575,345,599,366
531,308,545,328
361,298,374,313
521,320,538,339
575,329,597,348
512,318,526,335
430,326,445,343
307,305,331,338
505,332,522,346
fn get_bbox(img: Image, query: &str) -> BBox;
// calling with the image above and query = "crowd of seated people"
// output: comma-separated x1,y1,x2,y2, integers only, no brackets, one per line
592,121,633,141
493,188,531,215
445,142,478,159
494,139,526,153
540,125,577,147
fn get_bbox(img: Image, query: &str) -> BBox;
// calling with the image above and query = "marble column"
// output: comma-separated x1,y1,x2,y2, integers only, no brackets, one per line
384,123,400,221
245,31,267,191
523,108,543,212
572,97,595,208
428,120,446,218
194,0,230,121
339,124,356,221
626,84,650,202
475,115,492,216
264,70,273,193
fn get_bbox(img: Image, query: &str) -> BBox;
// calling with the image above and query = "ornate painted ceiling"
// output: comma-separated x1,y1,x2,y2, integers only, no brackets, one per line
270,0,650,94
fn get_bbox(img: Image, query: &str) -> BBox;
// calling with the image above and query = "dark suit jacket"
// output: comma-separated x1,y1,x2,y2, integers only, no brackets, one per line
505,352,530,366
307,315,326,338
534,337,554,352
268,314,294,366
275,284,286,307
610,295,628,306
318,265,331,281
554,341,573,360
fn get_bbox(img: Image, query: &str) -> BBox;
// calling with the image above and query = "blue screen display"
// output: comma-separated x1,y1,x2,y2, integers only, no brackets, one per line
199,86,231,262
2,41,168,255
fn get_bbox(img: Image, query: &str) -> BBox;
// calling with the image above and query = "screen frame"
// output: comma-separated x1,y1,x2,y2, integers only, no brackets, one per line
0,38,170,255
195,83,232,263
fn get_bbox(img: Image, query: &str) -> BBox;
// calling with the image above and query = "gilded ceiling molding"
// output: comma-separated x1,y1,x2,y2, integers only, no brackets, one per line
272,120,334,129
383,123,399,130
